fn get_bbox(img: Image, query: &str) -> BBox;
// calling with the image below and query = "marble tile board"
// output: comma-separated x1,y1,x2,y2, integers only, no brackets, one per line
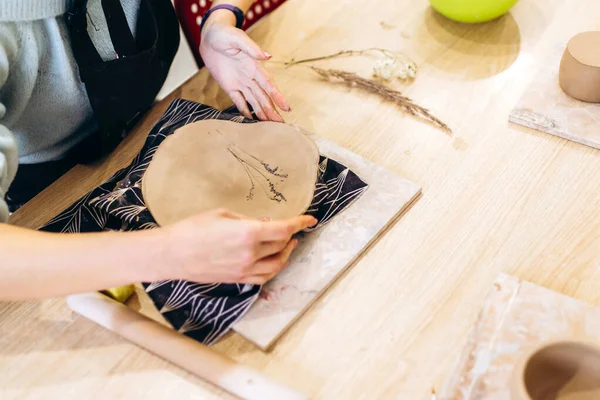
509,43,600,150
440,273,600,400
130,132,421,351
231,131,421,350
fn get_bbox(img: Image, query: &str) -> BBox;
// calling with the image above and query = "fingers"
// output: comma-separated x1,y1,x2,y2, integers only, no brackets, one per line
229,90,253,119
229,30,269,61
257,215,318,241
255,239,288,259
249,79,284,122
244,239,298,284
221,209,247,220
255,65,291,112
225,32,291,119
241,87,267,121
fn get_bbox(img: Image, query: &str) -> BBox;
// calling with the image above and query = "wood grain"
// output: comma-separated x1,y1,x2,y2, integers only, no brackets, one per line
4,0,600,399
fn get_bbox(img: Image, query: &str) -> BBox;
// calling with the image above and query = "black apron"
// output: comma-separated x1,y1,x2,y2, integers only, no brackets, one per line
6,0,180,212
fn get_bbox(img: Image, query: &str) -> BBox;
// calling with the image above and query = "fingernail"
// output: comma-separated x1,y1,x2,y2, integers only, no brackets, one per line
293,239,299,248
264,51,272,59
259,216,270,221
309,218,318,227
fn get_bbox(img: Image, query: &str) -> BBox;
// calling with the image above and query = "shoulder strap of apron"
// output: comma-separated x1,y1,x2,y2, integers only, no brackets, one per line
102,0,138,58
67,0,180,164
67,0,103,65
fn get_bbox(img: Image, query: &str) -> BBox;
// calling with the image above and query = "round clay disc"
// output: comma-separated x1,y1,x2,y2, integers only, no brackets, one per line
559,31,600,103
142,120,320,226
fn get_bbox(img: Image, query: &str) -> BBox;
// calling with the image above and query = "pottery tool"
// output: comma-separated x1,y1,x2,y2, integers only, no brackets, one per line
441,273,600,399
231,132,421,350
67,292,306,400
509,42,600,150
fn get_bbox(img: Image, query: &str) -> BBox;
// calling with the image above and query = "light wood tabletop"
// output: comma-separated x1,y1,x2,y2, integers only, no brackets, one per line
3,0,600,398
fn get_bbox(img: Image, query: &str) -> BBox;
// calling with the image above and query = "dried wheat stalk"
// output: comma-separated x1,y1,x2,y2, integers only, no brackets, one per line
282,48,408,66
276,48,417,80
309,67,452,134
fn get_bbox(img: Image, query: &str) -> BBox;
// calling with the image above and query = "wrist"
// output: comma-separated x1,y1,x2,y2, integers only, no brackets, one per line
130,228,171,282
204,9,237,27
200,5,245,37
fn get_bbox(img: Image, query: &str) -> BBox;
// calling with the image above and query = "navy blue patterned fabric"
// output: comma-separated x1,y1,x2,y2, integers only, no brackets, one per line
41,99,367,345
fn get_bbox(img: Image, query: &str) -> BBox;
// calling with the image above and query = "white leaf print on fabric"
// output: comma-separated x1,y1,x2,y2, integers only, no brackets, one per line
39,99,368,346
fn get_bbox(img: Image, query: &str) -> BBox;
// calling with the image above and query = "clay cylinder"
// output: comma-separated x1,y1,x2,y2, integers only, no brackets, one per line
510,340,600,400
559,31,600,103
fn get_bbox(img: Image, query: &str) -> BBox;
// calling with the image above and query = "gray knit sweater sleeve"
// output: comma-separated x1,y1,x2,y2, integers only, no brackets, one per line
0,32,18,223
0,1,142,223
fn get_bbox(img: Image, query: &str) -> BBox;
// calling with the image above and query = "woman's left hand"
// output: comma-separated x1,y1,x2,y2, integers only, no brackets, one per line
199,11,290,122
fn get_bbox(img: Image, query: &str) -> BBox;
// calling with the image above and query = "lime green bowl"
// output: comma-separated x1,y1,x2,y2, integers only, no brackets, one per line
428,0,519,23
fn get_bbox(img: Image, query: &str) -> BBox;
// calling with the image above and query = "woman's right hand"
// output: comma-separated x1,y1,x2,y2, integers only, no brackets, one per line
162,208,317,285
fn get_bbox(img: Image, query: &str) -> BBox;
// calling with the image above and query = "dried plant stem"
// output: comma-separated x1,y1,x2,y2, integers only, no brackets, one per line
226,144,287,203
309,67,452,134
277,47,409,67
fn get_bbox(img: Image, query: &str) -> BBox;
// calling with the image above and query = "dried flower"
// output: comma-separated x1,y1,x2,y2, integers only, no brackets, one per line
310,67,451,134
272,48,450,133
279,48,418,80
372,53,418,81
373,58,397,80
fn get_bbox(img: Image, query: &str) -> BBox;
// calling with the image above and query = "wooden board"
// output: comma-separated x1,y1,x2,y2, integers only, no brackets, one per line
441,273,600,400
509,43,600,150
231,132,421,350
132,132,420,350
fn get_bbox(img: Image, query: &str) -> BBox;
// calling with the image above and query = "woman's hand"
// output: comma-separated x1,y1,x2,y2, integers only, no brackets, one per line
164,208,316,285
199,11,290,122
0,208,314,300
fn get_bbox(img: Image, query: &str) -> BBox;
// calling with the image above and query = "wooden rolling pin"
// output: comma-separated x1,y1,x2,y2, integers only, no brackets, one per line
67,292,307,400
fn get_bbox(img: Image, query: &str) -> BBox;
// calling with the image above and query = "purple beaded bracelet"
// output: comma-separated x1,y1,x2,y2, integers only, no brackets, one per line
200,4,245,33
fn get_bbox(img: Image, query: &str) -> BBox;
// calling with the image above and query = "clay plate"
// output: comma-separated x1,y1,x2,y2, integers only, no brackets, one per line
142,120,320,226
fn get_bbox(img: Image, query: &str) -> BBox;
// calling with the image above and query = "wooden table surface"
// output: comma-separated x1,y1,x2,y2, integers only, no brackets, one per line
3,0,600,398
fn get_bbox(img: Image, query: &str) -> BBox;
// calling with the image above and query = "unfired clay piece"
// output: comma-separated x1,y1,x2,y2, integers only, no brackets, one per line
511,340,600,400
142,120,320,226
559,31,600,103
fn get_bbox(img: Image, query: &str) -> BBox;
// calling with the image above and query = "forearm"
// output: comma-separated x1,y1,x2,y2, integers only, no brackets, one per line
0,224,166,300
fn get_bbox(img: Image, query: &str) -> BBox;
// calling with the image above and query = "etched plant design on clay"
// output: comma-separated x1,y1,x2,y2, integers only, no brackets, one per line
215,129,289,203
